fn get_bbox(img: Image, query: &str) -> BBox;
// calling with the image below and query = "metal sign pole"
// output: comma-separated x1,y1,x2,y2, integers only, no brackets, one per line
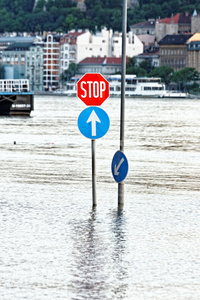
91,139,97,207
118,0,127,208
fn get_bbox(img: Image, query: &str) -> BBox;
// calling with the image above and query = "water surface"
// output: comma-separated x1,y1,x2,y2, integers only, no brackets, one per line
0,96,200,299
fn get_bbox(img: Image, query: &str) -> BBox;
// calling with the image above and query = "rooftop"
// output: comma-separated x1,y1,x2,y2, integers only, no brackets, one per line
158,13,191,25
0,36,35,43
79,57,129,65
158,34,192,45
187,33,200,43
130,20,155,28
5,42,34,51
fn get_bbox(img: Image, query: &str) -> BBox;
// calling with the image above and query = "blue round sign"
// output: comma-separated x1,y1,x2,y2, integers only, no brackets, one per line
111,151,128,183
78,106,110,139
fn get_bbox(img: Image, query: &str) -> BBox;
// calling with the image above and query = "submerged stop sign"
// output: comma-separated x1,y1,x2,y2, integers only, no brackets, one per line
77,73,109,106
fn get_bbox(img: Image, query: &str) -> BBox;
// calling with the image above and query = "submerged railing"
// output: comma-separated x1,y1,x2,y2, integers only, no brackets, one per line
0,79,30,92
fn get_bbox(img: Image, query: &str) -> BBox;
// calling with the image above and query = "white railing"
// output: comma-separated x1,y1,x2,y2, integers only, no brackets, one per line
0,80,30,92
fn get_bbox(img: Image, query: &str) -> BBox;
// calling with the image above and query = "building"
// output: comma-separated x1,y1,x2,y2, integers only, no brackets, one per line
78,57,128,76
156,13,191,42
111,31,143,58
187,33,200,72
1,42,44,91
127,0,138,8
137,34,156,48
76,28,143,63
43,34,61,90
72,0,86,11
0,28,144,90
76,29,112,63
130,19,156,36
59,30,85,77
135,46,160,68
0,36,35,53
158,34,192,71
191,10,200,34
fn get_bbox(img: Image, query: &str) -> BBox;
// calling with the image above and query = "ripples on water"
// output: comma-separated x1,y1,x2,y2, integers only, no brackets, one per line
0,96,200,299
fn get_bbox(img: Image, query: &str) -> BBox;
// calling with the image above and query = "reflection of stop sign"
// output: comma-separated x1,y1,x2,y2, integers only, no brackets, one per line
77,73,109,106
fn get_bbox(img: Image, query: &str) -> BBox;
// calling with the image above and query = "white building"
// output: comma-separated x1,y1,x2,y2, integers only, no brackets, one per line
76,28,143,63
76,28,112,63
59,30,85,77
111,31,143,58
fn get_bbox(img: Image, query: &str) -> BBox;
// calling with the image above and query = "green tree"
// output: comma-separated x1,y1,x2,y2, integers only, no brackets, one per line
172,67,199,91
149,66,174,86
34,0,46,12
127,66,147,76
62,14,78,31
139,60,152,73
126,57,148,76
60,63,79,83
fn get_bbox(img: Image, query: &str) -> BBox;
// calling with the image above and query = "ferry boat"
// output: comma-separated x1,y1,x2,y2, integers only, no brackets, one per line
58,74,187,98
0,79,34,115
107,75,187,98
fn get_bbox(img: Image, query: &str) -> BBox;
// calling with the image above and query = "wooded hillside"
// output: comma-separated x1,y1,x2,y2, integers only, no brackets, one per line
0,0,199,33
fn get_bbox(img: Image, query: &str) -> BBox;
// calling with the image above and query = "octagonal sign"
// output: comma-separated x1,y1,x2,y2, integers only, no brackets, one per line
77,73,109,106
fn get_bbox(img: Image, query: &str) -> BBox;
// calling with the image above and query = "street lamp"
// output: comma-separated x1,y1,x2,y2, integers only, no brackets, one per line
31,65,35,92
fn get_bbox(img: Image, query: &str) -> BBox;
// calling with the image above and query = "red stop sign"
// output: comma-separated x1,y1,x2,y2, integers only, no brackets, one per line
77,73,109,106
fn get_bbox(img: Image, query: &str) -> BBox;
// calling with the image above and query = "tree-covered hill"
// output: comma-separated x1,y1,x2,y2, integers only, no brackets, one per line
0,0,200,33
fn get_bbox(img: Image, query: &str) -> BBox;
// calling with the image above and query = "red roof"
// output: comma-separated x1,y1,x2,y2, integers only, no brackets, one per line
79,57,129,65
79,57,105,64
159,13,180,24
106,57,129,64
65,30,85,38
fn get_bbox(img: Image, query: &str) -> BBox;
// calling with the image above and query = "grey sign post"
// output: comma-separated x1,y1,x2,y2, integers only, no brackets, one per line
118,0,127,208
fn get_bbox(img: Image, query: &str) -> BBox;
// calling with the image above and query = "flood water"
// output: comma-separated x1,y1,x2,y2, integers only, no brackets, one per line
1,95,200,299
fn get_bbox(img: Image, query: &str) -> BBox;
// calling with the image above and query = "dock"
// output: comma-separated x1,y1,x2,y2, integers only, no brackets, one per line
0,79,34,115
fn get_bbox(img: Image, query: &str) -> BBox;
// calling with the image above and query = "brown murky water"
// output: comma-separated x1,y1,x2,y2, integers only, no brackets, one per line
0,96,200,299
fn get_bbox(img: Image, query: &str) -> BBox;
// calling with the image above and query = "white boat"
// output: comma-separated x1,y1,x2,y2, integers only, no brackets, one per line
59,74,188,98
107,75,187,98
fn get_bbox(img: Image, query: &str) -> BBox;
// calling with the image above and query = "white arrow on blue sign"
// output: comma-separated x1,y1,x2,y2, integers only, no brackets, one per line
78,106,110,139
111,150,128,183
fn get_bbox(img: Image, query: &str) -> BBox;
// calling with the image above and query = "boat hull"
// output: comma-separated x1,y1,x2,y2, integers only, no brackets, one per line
0,92,34,116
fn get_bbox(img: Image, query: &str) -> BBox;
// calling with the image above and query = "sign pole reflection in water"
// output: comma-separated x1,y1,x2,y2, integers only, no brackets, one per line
91,139,96,207
118,0,127,208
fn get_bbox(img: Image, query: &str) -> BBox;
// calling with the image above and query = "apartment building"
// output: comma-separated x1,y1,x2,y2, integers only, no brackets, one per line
1,42,44,91
130,19,156,36
158,34,192,71
59,30,84,77
156,13,191,42
187,33,200,72
135,46,160,68
111,31,143,58
43,34,61,90
76,28,143,63
76,29,111,63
